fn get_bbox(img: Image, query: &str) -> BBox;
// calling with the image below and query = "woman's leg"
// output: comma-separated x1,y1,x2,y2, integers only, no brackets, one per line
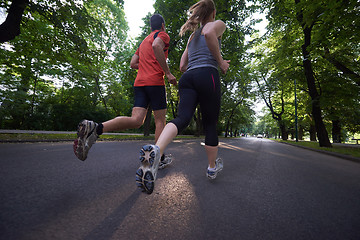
196,68,221,168
156,122,178,156
156,72,198,156
205,145,218,168
156,86,198,156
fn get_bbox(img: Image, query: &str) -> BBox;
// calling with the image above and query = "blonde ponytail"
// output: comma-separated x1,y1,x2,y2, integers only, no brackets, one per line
179,0,215,36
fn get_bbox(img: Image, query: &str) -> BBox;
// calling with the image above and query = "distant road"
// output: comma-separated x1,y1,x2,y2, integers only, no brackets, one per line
1,137,360,240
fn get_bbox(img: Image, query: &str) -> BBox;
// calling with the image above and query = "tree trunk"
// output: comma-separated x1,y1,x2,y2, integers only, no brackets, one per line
225,119,230,138
143,107,152,137
309,123,317,141
224,100,243,138
311,102,331,147
299,125,304,140
299,25,332,147
30,76,37,116
194,106,202,137
280,121,288,140
166,86,177,119
94,76,108,111
0,0,29,43
332,120,342,143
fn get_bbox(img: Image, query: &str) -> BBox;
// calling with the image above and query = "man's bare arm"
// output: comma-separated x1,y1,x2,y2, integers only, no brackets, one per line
152,37,177,85
130,54,139,69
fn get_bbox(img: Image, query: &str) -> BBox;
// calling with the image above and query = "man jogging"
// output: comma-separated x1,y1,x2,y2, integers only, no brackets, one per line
73,14,177,169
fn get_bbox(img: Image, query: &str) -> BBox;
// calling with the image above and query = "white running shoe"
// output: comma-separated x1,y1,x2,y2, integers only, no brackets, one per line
206,158,223,180
73,120,98,161
158,154,173,170
135,144,161,194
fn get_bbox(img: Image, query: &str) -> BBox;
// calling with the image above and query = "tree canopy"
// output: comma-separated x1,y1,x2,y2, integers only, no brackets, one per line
0,0,359,145
251,0,360,145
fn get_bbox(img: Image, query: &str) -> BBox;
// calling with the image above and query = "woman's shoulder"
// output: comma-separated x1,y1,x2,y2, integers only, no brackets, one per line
212,20,226,28
202,20,226,36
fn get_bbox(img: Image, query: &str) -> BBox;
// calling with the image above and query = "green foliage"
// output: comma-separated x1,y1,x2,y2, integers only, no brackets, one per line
2,0,357,140
0,0,131,130
253,0,360,142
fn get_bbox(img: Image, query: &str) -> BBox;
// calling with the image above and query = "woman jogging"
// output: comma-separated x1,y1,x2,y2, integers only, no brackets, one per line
136,0,230,194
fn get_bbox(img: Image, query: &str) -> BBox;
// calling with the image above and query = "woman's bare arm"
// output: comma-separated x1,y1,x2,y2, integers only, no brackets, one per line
202,20,230,74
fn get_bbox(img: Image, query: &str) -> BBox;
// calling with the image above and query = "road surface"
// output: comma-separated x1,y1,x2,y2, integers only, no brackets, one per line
1,137,360,240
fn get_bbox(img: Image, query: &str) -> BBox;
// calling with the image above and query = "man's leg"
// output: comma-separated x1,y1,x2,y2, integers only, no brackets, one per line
102,107,147,132
153,108,166,142
74,107,147,161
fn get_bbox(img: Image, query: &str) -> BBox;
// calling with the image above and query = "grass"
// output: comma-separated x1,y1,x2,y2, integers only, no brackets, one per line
275,139,360,159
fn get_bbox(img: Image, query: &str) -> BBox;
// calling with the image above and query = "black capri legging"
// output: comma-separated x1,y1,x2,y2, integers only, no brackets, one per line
170,67,221,146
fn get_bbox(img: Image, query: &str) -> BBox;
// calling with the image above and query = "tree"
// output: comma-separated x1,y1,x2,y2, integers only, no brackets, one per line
0,0,29,43
0,0,130,130
257,0,360,146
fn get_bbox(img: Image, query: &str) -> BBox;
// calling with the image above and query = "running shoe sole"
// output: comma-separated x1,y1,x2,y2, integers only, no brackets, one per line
73,121,87,161
73,120,97,161
135,145,160,194
135,168,154,194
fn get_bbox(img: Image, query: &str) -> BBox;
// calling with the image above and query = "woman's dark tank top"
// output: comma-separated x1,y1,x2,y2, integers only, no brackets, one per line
187,26,220,71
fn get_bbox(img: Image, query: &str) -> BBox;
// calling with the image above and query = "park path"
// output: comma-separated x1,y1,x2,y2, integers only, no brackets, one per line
1,137,360,240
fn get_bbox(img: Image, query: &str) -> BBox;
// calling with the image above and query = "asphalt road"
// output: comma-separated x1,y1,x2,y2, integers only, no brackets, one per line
1,137,360,240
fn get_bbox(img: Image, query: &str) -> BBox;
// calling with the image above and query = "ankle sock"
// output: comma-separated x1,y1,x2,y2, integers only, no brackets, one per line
208,166,216,171
96,123,104,135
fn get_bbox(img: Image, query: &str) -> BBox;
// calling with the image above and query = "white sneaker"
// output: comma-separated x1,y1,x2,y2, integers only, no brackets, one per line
135,144,161,194
206,158,223,180
158,154,173,170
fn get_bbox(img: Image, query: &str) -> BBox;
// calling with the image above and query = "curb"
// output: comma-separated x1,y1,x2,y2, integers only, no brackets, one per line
0,130,154,143
279,141,360,163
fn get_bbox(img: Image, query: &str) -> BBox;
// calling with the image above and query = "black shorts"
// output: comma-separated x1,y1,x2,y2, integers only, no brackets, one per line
133,86,167,110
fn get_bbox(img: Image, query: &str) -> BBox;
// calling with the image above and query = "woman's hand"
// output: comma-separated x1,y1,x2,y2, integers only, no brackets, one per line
219,60,230,74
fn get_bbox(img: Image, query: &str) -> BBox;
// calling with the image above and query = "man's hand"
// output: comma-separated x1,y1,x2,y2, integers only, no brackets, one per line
130,54,139,69
166,72,177,85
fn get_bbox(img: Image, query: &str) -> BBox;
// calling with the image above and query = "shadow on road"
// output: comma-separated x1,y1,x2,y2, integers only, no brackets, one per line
83,190,141,240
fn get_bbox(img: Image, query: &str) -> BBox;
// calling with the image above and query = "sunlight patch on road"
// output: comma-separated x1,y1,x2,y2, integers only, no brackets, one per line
218,142,256,153
267,151,301,161
114,172,202,239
